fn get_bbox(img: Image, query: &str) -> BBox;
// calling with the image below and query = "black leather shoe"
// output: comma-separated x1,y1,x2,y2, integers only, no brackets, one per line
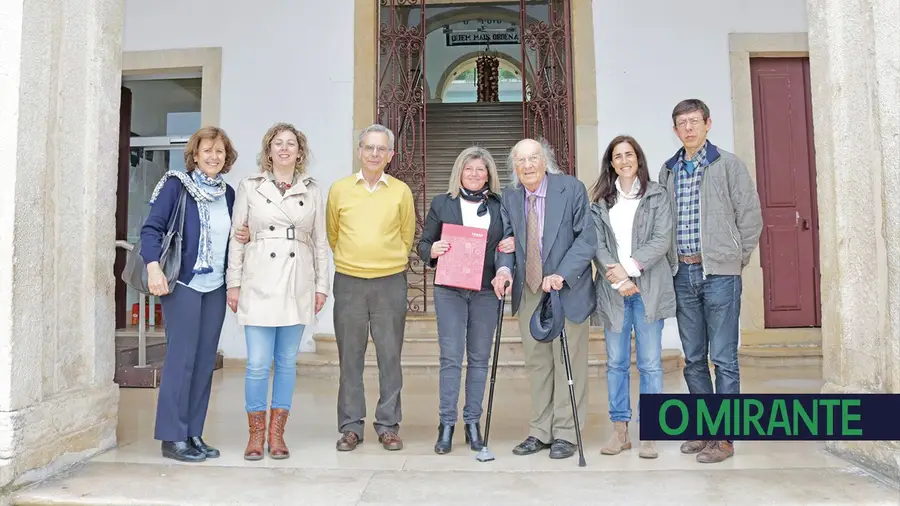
464,422,483,451
434,423,454,455
512,436,551,456
189,436,220,458
161,440,206,462
549,439,577,459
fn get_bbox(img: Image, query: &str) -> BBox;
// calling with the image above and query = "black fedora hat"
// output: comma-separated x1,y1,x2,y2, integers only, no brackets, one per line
529,289,565,343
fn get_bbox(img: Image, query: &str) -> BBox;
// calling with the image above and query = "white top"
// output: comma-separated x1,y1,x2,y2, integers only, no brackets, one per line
183,196,231,293
608,177,643,289
460,198,490,230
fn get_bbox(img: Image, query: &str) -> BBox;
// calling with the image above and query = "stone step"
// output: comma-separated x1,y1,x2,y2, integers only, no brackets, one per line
737,343,823,368
326,313,603,340
113,330,225,388
297,349,684,379
311,333,608,362
404,314,522,337
740,327,822,347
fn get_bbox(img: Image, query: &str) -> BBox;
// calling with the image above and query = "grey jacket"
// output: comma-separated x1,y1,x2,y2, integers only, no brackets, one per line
591,181,676,333
657,142,763,276
496,173,597,324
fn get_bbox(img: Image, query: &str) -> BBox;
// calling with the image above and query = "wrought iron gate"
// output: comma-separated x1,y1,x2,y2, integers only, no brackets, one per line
520,0,576,175
377,0,429,312
376,0,577,313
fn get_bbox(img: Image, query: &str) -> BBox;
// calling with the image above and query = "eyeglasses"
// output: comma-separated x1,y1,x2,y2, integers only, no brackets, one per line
362,144,390,155
514,154,541,165
676,118,705,129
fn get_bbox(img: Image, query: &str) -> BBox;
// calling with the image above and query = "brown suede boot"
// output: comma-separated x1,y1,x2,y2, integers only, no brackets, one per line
600,421,632,455
244,411,266,461
638,440,658,459
268,408,290,459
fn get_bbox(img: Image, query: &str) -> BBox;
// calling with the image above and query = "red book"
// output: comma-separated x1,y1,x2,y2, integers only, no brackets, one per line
434,223,488,291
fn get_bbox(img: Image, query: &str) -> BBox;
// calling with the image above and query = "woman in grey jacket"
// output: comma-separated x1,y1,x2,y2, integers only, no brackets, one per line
589,135,676,459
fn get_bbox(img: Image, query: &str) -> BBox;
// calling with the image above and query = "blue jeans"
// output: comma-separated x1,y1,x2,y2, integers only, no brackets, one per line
604,294,664,423
433,286,499,425
244,324,305,412
674,262,742,395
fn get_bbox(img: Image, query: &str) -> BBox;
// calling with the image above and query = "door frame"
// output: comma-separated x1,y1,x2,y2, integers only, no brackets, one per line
729,33,823,343
114,48,223,328
366,0,597,314
352,0,599,190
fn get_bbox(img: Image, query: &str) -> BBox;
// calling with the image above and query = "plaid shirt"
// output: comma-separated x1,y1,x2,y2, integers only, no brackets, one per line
674,143,709,256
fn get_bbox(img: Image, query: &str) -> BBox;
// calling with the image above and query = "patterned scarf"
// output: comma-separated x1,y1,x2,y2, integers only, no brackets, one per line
459,185,493,217
149,170,227,274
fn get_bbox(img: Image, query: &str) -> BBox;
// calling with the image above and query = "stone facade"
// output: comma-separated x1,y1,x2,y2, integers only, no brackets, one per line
807,0,900,482
0,0,898,497
0,0,124,497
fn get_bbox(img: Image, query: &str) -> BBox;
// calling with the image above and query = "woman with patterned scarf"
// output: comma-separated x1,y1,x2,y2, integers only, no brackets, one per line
140,126,237,463
416,146,514,455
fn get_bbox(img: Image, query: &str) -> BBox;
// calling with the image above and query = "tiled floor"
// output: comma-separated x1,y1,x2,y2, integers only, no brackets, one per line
13,365,900,505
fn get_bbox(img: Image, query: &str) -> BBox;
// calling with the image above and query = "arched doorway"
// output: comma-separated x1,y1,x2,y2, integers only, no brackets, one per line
435,52,530,103
375,0,577,313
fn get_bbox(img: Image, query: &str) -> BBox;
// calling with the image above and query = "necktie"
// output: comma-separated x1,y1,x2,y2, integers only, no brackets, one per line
525,194,542,293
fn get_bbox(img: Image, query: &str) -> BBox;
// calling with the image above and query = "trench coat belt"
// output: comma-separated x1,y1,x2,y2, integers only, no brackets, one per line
252,227,312,298
253,226,310,244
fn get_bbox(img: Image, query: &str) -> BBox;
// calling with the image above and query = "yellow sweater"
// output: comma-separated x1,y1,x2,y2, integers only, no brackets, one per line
326,173,416,279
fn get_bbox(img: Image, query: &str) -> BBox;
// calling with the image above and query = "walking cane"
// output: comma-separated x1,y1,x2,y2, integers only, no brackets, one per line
476,280,510,463
559,323,587,467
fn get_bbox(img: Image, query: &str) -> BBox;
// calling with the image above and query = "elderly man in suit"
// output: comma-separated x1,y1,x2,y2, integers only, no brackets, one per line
491,138,597,459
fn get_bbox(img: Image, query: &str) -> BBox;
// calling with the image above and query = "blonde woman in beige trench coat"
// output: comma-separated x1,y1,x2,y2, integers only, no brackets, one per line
226,123,329,461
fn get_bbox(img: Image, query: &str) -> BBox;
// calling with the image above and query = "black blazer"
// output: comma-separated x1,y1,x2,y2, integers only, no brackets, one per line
417,192,504,292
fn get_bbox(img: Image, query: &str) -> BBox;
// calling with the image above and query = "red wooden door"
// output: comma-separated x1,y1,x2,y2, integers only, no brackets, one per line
750,57,821,327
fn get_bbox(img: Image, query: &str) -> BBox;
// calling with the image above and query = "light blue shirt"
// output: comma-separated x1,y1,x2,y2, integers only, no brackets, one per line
185,197,230,293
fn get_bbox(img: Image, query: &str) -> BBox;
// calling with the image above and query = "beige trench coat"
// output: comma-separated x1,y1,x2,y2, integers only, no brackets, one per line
226,172,329,327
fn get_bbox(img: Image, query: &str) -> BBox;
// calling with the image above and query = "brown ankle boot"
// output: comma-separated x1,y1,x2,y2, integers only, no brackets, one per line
268,408,290,459
244,411,266,461
600,421,632,455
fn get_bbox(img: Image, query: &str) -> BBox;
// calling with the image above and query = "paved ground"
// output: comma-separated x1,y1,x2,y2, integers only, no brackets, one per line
11,366,900,505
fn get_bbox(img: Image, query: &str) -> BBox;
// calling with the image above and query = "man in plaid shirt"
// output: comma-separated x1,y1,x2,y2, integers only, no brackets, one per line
657,99,762,464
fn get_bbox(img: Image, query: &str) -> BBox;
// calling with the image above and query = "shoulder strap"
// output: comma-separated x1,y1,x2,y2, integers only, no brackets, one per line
162,181,189,229
164,184,188,234
175,186,188,234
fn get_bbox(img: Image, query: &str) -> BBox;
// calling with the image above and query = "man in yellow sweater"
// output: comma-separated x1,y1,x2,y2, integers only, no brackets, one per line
327,124,416,452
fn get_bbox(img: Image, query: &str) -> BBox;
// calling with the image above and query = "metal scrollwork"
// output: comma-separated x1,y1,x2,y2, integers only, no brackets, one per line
378,0,429,313
520,0,575,175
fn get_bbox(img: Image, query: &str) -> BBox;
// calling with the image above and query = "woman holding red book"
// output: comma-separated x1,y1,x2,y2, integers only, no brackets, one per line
417,146,513,454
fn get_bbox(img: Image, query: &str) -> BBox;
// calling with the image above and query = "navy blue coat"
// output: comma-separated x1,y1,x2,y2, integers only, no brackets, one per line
140,177,236,285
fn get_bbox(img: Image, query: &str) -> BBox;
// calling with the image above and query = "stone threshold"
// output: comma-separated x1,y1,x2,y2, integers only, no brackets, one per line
11,460,899,505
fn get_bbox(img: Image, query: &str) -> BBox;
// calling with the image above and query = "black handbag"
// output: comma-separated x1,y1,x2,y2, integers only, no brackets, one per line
121,186,188,294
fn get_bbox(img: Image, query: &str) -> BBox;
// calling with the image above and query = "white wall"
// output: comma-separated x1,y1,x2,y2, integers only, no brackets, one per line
124,0,355,357
123,0,808,358
592,0,808,352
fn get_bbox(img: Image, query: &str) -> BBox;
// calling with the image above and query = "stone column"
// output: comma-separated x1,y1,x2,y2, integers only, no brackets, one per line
807,0,900,481
0,0,124,496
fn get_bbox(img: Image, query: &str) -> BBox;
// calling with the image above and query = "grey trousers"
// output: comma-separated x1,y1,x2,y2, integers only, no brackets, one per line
333,271,408,437
433,285,500,425
518,287,589,444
